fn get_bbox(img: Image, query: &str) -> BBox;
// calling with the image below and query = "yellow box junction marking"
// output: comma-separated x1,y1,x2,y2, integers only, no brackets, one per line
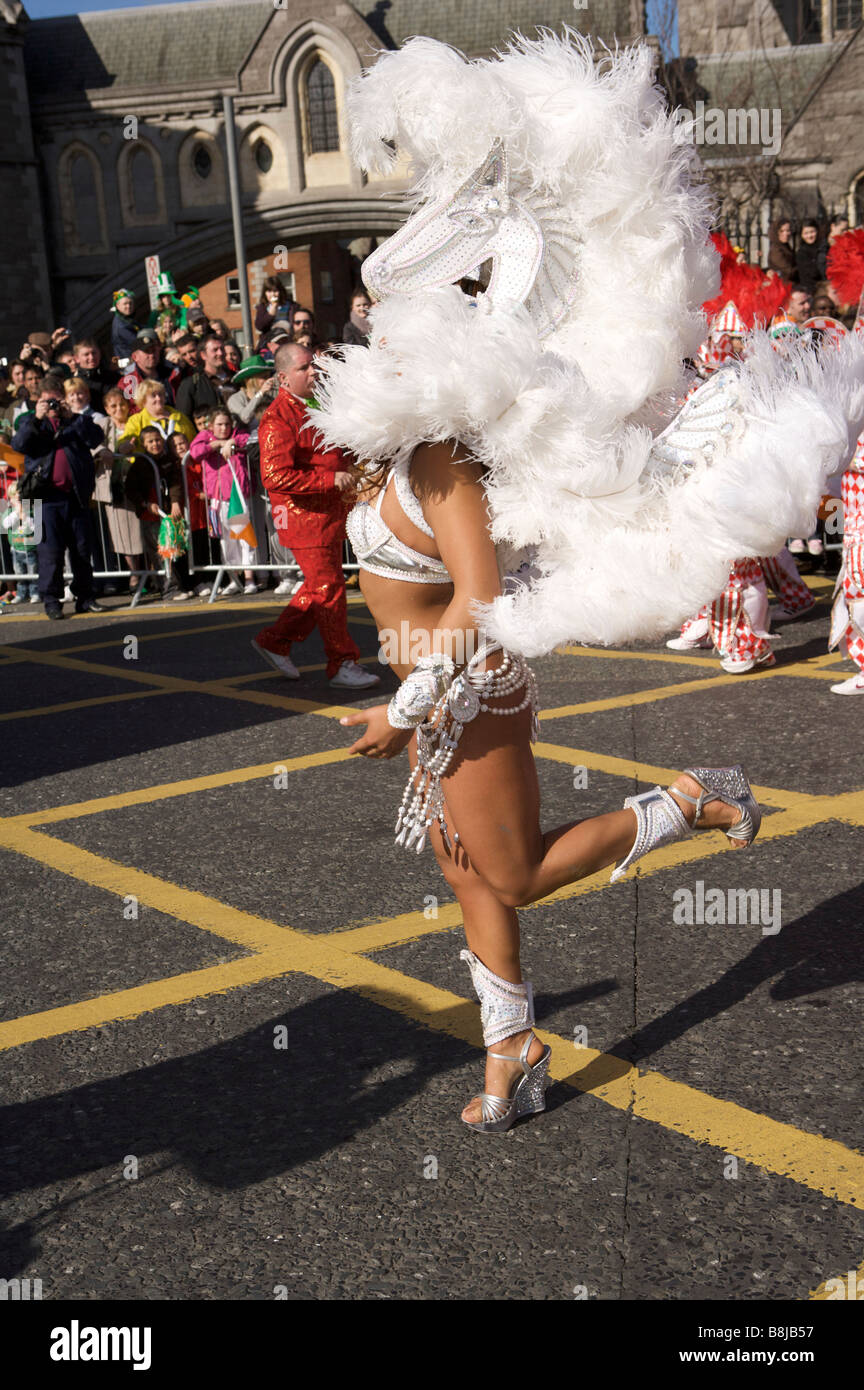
1,595,863,1291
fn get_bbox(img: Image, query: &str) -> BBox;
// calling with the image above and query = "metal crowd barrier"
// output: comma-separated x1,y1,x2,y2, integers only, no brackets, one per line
177,454,359,605
0,444,359,608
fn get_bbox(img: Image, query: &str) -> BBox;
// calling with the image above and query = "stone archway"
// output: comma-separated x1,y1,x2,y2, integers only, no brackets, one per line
71,194,407,341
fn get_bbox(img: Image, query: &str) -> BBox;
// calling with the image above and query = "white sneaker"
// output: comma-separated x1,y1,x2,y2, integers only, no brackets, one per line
274,578,294,595
250,638,300,679
29,593,41,604
9,594,26,605
720,650,776,674
666,634,712,651
194,582,211,597
830,673,864,694
63,585,74,602
329,659,381,689
172,590,193,602
243,582,260,595
807,538,824,556
221,580,241,596
788,539,805,554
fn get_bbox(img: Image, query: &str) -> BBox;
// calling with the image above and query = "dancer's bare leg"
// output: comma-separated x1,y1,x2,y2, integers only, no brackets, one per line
440,704,746,911
408,739,544,1123
421,705,745,1121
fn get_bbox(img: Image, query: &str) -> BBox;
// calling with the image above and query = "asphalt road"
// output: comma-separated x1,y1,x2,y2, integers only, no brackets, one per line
0,577,862,1303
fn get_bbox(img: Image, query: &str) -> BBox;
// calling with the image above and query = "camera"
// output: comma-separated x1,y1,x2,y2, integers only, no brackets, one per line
44,398,63,411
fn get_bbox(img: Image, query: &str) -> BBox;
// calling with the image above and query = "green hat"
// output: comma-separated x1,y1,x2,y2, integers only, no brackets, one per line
155,271,176,296
231,354,276,385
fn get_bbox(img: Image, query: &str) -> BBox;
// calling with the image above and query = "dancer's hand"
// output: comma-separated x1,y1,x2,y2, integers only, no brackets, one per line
340,705,413,759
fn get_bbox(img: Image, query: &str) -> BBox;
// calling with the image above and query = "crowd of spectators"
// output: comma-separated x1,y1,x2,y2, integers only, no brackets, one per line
766,212,852,312
0,274,371,614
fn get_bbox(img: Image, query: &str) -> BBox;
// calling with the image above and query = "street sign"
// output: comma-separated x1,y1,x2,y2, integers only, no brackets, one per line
145,255,161,310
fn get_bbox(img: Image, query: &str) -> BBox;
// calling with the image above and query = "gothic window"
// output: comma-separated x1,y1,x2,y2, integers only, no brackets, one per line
70,153,101,247
772,0,821,42
306,60,339,154
835,0,862,27
193,144,212,180
130,147,158,216
254,139,273,173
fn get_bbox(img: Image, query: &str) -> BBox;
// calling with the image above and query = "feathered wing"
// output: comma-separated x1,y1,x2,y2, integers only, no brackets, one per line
477,335,864,654
312,32,864,656
315,293,864,654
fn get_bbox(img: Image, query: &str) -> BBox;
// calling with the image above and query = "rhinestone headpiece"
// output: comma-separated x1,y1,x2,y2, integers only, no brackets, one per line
362,141,581,337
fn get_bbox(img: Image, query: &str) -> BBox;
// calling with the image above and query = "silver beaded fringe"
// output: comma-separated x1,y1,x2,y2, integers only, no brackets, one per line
393,644,539,854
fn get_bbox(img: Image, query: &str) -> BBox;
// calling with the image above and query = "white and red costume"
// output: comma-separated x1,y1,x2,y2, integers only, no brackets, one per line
675,288,814,666
829,431,864,671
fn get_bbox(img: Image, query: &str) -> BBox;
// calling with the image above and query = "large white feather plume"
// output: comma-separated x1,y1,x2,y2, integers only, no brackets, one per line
312,31,864,655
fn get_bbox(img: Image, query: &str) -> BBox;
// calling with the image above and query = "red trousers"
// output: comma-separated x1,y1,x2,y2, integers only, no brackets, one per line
255,538,359,677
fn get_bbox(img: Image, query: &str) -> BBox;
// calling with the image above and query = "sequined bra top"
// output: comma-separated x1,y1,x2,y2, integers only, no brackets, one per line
346,456,453,585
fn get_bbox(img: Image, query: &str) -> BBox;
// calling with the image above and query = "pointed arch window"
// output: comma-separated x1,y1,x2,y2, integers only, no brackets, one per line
193,144,212,180
130,146,158,216
70,153,101,247
306,60,339,154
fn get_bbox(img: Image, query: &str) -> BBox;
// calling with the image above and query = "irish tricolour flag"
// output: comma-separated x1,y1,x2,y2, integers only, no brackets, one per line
226,464,257,548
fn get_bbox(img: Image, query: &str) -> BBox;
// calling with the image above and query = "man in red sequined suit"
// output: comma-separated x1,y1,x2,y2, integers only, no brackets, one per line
252,344,379,688
829,430,864,693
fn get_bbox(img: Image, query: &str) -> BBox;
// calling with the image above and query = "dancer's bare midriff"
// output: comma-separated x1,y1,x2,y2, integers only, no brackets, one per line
359,568,454,684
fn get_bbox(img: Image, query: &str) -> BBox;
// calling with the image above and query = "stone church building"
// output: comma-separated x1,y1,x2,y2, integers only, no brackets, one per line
0,0,636,356
673,1,864,249
3,0,864,357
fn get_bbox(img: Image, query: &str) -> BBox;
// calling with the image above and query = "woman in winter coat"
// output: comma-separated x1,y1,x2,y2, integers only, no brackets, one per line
766,219,797,281
796,221,827,295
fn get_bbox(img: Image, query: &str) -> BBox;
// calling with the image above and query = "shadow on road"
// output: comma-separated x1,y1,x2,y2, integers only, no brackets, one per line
0,972,616,1274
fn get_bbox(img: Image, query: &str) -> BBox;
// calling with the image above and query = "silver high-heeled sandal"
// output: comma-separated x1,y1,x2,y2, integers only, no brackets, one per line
460,948,551,1135
464,1032,551,1134
611,765,760,882
670,765,761,847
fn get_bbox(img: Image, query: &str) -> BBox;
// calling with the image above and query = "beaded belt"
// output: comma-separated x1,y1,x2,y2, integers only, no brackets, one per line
394,641,539,853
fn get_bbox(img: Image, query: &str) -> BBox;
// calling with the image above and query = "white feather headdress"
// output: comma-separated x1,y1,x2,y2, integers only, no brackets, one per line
312,31,864,654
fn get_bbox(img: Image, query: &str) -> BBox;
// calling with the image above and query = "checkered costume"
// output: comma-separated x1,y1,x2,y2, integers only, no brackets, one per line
829,432,864,672
674,544,814,663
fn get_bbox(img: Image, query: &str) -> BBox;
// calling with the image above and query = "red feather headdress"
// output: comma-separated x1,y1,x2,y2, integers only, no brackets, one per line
702,233,790,329
826,228,864,308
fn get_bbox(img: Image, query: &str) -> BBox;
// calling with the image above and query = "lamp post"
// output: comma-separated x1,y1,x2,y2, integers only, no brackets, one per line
223,93,254,353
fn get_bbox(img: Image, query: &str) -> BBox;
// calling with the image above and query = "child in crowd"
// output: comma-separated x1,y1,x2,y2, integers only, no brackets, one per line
1,480,39,603
94,387,147,594
166,431,211,596
124,426,195,601
190,407,259,595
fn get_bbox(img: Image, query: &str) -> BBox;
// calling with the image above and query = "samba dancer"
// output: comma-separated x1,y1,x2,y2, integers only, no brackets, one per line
313,34,864,1133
